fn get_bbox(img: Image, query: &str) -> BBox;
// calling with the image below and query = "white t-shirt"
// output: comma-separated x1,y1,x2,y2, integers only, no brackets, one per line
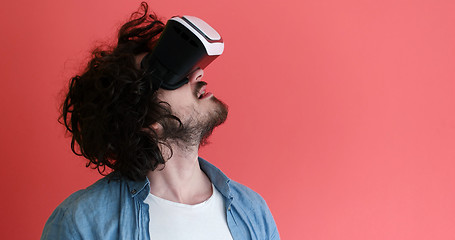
144,184,234,240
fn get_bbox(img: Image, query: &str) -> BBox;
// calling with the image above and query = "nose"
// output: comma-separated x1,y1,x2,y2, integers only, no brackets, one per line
188,68,204,84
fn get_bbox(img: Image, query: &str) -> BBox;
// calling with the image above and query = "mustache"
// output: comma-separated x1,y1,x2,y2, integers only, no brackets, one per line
193,81,207,97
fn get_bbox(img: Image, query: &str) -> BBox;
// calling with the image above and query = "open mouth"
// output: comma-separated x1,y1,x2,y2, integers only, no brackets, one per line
195,82,212,99
197,85,207,99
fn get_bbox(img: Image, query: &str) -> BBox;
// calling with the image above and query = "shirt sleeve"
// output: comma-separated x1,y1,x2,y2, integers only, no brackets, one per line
230,180,280,239
261,196,280,240
41,206,79,240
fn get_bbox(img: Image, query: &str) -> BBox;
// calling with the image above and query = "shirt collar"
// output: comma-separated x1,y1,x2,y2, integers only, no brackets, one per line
123,157,233,201
123,173,150,201
198,157,233,200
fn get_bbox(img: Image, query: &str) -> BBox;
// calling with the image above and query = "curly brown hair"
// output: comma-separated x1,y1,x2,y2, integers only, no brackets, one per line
60,2,183,181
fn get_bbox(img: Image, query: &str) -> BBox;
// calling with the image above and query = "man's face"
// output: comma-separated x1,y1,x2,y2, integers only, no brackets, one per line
156,69,228,146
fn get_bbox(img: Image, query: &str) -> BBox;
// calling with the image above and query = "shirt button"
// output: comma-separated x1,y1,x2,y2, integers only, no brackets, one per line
131,189,137,194
228,207,231,211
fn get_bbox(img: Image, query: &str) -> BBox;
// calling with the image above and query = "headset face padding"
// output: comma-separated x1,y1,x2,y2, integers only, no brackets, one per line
141,16,224,90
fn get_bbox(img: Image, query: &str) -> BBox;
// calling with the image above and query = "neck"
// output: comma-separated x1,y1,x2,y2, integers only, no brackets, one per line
146,143,212,205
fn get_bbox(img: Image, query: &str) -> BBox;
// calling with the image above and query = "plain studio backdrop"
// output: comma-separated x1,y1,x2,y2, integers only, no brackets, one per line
1,0,454,239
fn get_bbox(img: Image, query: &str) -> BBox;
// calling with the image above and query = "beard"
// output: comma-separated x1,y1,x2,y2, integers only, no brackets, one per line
160,95,228,148
194,96,228,146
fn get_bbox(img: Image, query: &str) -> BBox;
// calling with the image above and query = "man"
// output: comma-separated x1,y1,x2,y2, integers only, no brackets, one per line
41,2,279,239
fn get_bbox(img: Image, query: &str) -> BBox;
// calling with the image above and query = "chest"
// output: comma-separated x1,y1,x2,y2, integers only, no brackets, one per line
144,187,234,240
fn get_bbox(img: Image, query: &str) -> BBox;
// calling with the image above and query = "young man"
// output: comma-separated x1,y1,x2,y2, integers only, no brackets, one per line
41,2,279,240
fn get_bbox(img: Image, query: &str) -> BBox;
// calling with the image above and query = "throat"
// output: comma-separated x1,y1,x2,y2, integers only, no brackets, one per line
147,155,213,205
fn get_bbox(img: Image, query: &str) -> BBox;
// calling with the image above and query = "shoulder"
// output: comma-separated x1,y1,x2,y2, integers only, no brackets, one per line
228,180,271,215
41,175,125,239
56,174,124,214
229,180,268,207
228,180,280,239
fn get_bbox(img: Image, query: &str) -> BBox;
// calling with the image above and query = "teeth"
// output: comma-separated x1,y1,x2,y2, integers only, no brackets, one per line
198,90,205,99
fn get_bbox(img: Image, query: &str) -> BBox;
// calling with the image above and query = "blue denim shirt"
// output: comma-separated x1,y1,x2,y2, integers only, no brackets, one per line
41,158,280,240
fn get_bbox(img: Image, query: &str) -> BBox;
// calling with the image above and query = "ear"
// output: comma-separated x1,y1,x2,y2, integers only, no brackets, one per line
150,122,163,136
142,122,163,136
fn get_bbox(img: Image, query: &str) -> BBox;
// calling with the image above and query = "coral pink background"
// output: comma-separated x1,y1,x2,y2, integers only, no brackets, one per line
1,0,454,239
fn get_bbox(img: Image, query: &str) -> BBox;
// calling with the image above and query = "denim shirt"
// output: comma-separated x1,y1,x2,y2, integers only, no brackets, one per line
41,158,280,240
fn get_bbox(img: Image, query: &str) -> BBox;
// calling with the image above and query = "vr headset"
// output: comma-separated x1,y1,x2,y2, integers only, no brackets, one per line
141,16,224,90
